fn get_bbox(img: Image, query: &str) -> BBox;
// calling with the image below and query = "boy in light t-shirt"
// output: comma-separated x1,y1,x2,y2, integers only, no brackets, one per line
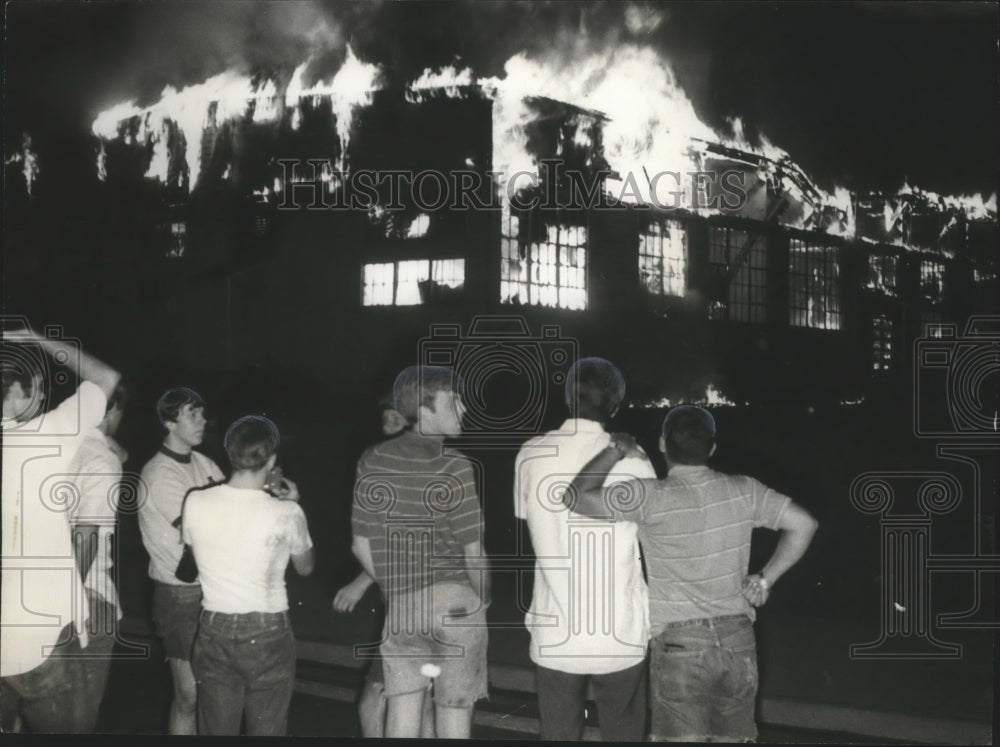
183,415,314,736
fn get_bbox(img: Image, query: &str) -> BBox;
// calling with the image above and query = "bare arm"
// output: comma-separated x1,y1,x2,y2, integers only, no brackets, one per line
351,535,377,582
5,327,121,399
291,547,314,576
563,442,630,518
744,502,819,606
333,570,376,613
463,540,491,606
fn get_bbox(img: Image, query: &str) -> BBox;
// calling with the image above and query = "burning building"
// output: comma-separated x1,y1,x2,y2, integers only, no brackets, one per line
30,50,997,409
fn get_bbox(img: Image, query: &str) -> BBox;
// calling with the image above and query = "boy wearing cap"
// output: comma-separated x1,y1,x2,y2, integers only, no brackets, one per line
351,366,488,739
565,405,818,742
183,416,314,736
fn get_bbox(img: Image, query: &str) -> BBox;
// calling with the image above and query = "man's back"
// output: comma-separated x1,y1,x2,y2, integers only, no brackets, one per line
515,419,656,674
1,381,106,676
183,484,312,614
633,465,790,628
352,430,481,596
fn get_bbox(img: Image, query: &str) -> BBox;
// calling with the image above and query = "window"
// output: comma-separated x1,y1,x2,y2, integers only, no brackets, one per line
921,260,946,304
789,238,840,330
362,259,465,306
872,315,893,372
708,226,767,322
166,222,186,259
500,211,587,310
867,254,897,295
639,220,686,297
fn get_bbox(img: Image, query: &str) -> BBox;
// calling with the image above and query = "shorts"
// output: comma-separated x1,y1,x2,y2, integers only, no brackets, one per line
380,582,488,708
152,581,203,661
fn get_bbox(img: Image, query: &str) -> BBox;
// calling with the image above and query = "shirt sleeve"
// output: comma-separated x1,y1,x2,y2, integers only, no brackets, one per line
446,457,482,547
746,476,792,530
40,381,107,437
285,503,313,555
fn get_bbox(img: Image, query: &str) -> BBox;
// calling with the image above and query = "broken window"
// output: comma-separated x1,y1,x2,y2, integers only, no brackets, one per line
639,219,687,297
789,238,840,330
362,259,465,306
708,226,767,322
920,260,946,304
867,254,897,296
872,314,893,372
500,210,587,310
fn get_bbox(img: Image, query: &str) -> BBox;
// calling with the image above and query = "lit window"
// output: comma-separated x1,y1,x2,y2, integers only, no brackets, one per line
166,222,186,259
639,220,687,297
708,226,767,322
920,260,945,304
362,259,465,306
789,238,840,330
500,211,587,310
872,315,893,372
363,262,395,306
867,254,897,295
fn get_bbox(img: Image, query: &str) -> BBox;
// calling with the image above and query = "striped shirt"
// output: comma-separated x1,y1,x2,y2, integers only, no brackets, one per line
352,430,482,597
609,465,790,630
138,447,224,585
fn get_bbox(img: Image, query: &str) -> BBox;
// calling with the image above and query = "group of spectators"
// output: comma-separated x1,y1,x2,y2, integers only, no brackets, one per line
1,329,313,736
345,357,817,742
2,326,817,742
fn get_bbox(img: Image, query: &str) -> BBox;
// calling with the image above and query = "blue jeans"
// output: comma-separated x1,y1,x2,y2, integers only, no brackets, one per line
650,614,758,742
1,590,118,733
191,610,296,736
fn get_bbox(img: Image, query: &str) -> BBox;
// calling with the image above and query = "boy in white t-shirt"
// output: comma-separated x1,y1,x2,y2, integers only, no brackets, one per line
183,415,314,736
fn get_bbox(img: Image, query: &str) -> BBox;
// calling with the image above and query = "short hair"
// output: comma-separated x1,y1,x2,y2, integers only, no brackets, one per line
393,365,463,423
662,405,716,465
106,381,128,413
156,387,204,425
565,357,626,423
224,415,280,471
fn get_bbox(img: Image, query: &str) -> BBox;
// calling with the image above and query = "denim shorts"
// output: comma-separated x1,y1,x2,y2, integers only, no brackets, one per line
152,582,202,661
649,615,757,742
380,582,488,707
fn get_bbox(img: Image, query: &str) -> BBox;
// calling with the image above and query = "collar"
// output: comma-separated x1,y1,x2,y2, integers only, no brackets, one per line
558,418,606,433
669,463,710,474
159,443,192,464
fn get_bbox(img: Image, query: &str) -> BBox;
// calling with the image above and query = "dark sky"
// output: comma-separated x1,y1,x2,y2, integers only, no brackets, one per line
4,0,998,196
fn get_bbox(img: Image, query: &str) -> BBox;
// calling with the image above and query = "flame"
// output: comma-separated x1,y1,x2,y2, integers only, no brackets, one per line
406,65,473,102
636,383,743,409
286,47,382,170
6,134,39,196
93,47,381,186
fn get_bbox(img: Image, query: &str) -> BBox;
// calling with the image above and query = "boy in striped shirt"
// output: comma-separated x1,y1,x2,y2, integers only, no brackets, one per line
351,366,489,739
566,405,818,742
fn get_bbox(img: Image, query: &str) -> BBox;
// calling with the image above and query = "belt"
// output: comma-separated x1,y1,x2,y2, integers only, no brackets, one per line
201,609,290,624
660,613,749,630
